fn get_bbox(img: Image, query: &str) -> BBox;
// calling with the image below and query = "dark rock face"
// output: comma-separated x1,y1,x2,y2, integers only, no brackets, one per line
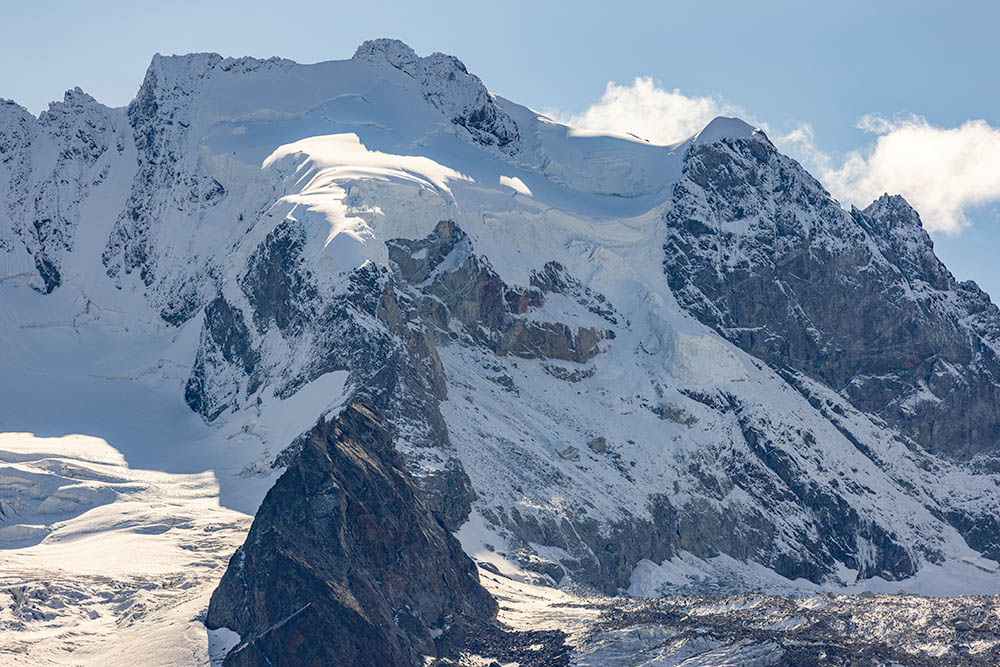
185,296,261,421
734,404,917,580
240,219,318,336
387,220,614,363
206,404,497,667
663,133,1000,460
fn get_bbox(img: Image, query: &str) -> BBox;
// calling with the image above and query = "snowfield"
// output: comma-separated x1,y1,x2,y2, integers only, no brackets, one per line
0,433,249,665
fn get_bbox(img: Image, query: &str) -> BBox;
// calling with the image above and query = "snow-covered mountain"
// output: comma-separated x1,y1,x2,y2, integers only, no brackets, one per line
3,38,1000,665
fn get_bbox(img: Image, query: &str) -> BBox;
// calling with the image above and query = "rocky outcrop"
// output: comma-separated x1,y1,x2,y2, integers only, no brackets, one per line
184,296,262,421
387,220,615,362
206,404,497,667
663,132,1000,460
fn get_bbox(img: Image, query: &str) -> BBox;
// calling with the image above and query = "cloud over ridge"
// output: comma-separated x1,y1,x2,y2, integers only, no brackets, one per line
814,114,1000,233
550,76,739,145
557,78,1000,234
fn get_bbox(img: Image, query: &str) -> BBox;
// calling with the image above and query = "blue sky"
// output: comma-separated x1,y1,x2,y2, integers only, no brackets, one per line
3,0,998,296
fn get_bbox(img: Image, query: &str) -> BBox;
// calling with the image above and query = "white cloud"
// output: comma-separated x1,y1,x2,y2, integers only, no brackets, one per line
767,123,830,171
804,115,1000,233
557,78,1000,234
550,76,740,145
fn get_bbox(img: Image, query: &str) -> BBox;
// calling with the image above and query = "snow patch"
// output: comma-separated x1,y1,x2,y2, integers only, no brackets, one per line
500,175,532,196
693,116,758,144
207,626,241,666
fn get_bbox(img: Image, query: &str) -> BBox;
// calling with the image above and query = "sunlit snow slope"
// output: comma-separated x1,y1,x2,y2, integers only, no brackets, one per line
0,433,248,665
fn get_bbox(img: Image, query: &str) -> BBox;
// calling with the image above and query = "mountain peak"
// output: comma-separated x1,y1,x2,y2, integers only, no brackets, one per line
861,192,925,233
37,87,112,133
0,97,33,123
147,51,224,79
134,52,224,107
353,37,520,155
43,87,100,113
352,38,474,81
353,38,421,73
864,192,917,215
693,116,758,144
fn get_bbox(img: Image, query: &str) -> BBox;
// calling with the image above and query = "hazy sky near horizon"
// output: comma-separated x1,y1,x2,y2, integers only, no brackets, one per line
4,0,999,296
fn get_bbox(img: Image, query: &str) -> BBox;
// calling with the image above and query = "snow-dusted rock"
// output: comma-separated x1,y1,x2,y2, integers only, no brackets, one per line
663,132,1000,460
354,38,521,155
0,90,125,293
